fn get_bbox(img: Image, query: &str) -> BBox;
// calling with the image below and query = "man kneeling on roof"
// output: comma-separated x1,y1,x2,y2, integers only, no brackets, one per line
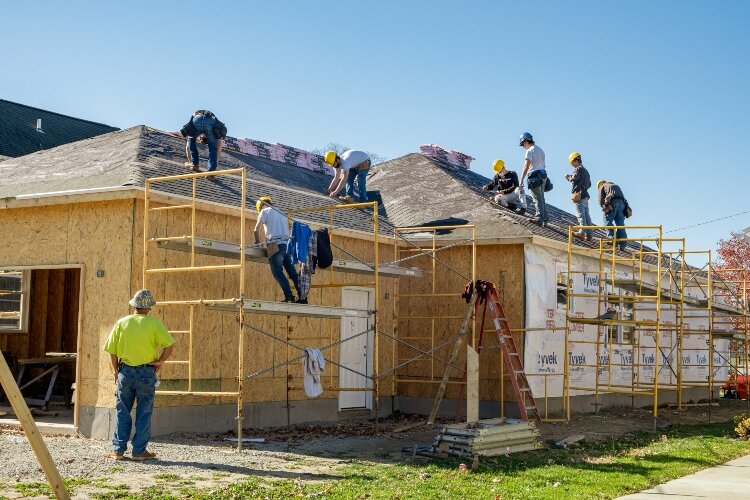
483,160,522,211
325,149,371,203
254,197,302,303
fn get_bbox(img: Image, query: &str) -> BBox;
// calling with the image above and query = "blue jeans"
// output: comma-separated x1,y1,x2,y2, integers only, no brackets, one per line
269,243,300,300
604,199,627,250
345,168,369,202
112,364,156,455
187,114,218,171
528,178,548,223
574,198,593,238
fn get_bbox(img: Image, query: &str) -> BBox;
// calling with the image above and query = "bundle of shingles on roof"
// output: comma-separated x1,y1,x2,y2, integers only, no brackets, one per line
432,417,541,458
419,144,475,169
223,136,334,175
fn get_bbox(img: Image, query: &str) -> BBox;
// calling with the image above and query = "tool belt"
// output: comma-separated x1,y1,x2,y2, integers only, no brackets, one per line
527,170,547,190
353,159,371,172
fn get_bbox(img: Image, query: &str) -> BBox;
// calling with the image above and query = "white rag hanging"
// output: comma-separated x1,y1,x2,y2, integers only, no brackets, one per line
303,348,325,398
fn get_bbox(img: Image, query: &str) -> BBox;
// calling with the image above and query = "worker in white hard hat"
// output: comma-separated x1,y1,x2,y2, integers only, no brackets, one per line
483,160,522,210
254,196,301,302
325,149,371,203
565,152,593,241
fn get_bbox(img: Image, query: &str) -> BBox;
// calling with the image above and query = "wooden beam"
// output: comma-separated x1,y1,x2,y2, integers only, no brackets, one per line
466,346,479,423
0,352,69,500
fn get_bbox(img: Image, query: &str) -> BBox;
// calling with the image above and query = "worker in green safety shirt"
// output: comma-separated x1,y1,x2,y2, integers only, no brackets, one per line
104,289,175,461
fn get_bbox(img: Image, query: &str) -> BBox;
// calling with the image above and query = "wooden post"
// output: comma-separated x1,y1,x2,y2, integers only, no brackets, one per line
466,345,479,422
0,352,70,500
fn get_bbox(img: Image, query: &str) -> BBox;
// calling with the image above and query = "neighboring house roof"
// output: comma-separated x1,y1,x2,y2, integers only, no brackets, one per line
0,99,119,158
0,126,382,236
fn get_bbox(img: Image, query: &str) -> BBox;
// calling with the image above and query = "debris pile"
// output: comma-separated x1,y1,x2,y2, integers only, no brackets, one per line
432,417,540,458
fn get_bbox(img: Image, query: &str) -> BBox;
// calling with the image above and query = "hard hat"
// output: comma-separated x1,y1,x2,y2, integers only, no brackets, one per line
324,150,337,166
569,152,581,165
492,159,505,173
596,180,606,189
256,196,272,212
519,132,533,146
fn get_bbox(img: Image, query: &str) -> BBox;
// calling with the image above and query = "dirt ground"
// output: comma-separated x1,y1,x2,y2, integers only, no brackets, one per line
1,401,749,499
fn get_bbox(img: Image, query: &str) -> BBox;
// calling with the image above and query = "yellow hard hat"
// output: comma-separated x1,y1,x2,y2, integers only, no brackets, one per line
596,180,606,189
256,196,272,212
568,152,581,165
324,150,337,166
492,159,505,173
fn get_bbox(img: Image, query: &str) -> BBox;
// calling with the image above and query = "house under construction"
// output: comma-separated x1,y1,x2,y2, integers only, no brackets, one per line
0,125,747,440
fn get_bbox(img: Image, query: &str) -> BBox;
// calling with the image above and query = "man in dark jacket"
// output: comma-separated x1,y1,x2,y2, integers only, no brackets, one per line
180,110,227,173
483,160,522,210
565,152,593,241
597,180,629,251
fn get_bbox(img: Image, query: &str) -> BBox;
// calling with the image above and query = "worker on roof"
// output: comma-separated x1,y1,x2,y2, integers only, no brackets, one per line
483,160,523,211
325,149,371,204
254,197,302,303
180,110,228,173
518,132,550,227
104,289,175,461
596,180,632,252
565,152,593,241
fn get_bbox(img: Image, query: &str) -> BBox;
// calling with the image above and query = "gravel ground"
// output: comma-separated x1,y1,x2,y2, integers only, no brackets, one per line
0,403,747,498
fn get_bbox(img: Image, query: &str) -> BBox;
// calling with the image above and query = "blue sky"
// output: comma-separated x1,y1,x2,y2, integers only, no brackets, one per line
2,1,748,265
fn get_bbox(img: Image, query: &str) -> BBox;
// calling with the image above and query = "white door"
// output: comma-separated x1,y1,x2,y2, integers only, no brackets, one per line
339,288,374,410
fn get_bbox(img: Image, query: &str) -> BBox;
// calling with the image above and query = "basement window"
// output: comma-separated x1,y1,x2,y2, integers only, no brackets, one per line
0,271,29,333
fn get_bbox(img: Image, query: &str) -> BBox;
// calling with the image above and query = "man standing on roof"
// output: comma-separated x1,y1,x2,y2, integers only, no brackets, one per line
518,132,549,227
254,197,302,302
597,180,630,251
104,289,175,461
565,152,593,241
483,160,522,211
180,110,227,173
325,149,371,203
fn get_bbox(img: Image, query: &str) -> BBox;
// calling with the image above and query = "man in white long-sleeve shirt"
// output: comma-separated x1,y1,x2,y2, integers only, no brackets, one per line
325,149,371,203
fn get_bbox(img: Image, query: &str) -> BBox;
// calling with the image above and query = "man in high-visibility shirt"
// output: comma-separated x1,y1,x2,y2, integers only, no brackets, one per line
104,289,175,461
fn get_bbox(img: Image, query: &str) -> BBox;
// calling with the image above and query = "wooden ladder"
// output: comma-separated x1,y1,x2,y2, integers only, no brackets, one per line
484,283,541,423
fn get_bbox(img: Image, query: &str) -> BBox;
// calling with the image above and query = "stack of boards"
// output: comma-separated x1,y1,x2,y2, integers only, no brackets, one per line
433,417,541,458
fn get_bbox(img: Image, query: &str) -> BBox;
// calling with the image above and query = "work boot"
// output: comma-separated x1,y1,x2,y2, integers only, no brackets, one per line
131,450,157,461
283,297,296,303
108,451,124,460
572,230,586,240
296,298,308,304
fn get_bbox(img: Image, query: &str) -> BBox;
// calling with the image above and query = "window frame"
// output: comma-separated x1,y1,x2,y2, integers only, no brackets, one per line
0,270,30,334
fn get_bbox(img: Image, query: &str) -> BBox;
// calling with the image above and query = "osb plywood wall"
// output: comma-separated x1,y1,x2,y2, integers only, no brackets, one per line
394,243,525,403
132,200,397,408
0,200,136,408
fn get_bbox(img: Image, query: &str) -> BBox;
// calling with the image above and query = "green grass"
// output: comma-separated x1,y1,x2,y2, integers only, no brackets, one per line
5,422,750,499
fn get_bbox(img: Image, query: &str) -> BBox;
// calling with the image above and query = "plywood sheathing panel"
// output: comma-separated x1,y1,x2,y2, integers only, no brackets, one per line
0,200,135,408
395,243,525,403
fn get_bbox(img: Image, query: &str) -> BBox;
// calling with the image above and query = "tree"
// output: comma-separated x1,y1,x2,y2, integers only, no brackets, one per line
714,235,750,313
310,142,387,165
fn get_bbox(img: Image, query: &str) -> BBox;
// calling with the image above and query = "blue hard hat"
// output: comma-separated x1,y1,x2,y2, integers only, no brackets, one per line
519,132,533,145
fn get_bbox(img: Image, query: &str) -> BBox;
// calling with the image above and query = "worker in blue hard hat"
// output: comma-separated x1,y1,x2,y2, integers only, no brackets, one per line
518,132,550,227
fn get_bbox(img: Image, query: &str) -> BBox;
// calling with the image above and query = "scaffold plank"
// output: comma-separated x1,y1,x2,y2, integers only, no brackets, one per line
567,316,659,327
206,298,371,319
157,237,425,278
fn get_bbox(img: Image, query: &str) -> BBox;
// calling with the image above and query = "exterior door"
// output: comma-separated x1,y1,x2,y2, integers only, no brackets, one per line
339,288,373,410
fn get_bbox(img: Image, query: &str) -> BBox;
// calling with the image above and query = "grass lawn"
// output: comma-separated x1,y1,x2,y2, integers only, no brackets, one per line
10,421,750,499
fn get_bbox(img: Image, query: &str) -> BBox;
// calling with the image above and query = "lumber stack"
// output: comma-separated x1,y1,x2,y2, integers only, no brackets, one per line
432,417,541,458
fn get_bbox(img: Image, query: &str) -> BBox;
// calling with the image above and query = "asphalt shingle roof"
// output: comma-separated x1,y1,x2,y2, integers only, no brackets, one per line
0,126,384,236
0,99,118,158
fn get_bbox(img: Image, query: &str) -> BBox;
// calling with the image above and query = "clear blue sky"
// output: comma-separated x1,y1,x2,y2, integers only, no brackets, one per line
3,1,748,265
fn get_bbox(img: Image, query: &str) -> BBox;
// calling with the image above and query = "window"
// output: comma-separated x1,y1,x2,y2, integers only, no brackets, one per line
0,271,29,333
604,289,634,345
556,263,571,313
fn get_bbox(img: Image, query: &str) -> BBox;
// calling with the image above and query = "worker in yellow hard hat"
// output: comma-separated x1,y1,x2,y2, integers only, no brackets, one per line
482,160,523,212
325,149,371,203
253,196,301,302
565,152,593,241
